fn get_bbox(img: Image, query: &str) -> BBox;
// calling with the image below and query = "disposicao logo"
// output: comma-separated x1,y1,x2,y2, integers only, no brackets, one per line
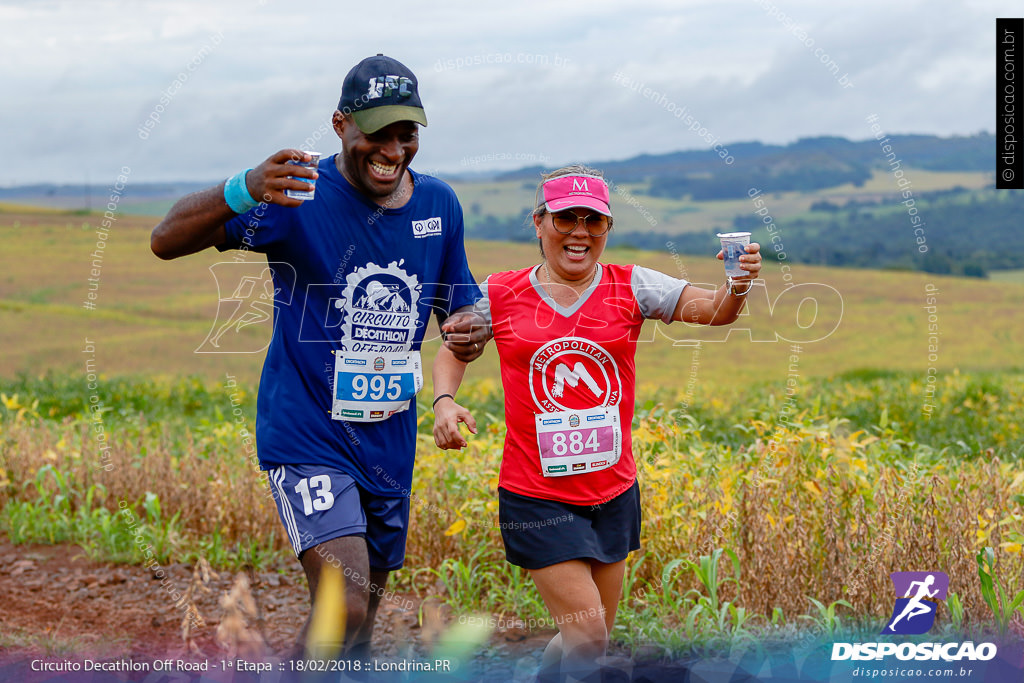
882,571,948,635
832,570,998,662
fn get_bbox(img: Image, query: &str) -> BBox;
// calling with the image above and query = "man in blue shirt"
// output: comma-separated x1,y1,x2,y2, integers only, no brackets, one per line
151,54,488,659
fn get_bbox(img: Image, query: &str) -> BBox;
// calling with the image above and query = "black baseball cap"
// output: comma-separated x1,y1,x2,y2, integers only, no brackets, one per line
337,54,428,133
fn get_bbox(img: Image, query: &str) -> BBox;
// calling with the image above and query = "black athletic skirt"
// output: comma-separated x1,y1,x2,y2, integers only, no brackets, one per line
497,481,641,569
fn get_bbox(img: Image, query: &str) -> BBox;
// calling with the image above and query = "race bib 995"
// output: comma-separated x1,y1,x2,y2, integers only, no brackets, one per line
332,350,422,422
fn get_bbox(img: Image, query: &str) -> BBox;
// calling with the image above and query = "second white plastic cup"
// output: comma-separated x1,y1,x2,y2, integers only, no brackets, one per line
717,231,751,278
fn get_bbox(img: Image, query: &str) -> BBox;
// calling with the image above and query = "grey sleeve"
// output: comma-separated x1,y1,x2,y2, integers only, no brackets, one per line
632,266,689,323
473,277,492,326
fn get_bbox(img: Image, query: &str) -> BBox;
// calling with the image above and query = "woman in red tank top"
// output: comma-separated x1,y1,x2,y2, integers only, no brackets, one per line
432,165,761,681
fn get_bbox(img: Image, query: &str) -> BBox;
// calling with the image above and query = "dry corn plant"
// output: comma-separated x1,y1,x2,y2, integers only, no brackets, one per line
0,418,286,555
179,557,217,655
403,415,1023,634
3,377,1021,638
216,572,266,659
637,425,1024,629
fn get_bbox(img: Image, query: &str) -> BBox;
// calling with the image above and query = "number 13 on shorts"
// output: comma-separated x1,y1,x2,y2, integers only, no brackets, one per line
535,406,622,477
294,475,334,515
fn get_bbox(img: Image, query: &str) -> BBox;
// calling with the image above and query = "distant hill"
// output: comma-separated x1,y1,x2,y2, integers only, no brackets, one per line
0,182,211,212
0,133,994,211
3,132,1011,277
636,187,1023,278
497,133,994,200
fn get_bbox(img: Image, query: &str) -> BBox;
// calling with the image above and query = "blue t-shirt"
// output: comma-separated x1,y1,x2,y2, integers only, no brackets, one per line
219,158,480,496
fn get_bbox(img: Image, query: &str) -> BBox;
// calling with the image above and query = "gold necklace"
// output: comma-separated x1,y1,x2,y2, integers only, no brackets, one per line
542,261,598,301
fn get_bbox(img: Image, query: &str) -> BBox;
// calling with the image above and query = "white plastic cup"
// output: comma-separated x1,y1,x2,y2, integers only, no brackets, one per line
717,231,751,277
285,151,320,200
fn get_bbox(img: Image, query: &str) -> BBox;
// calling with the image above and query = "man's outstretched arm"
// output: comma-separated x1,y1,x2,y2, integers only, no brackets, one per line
151,149,318,260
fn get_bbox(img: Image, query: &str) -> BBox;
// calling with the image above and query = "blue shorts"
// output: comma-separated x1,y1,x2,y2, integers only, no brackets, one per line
268,464,410,571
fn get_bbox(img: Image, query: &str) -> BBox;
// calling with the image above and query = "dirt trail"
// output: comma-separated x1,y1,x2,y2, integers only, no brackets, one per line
0,539,558,681
0,539,312,660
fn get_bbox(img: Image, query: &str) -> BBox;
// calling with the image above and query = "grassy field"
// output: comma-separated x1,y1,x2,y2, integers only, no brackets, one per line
1,207,1020,397
990,269,1024,284
1,370,1021,656
1,204,1022,658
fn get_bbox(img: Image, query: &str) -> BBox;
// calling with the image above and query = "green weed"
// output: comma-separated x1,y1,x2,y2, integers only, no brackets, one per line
976,547,1024,636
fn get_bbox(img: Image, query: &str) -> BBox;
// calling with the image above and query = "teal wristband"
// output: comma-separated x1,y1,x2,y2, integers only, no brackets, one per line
224,168,258,214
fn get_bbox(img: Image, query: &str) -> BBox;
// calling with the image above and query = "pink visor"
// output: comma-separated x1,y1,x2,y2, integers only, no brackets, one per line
542,174,612,217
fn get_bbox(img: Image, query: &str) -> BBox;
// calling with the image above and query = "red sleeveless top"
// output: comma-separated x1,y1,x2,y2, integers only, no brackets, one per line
487,264,646,505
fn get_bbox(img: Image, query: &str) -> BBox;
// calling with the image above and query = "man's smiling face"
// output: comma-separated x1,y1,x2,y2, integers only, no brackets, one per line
334,112,419,204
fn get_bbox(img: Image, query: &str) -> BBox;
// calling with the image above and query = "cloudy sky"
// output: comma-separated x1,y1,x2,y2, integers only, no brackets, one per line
1,0,1010,185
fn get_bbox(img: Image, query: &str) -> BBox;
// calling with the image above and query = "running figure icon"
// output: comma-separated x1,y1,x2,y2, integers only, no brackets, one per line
888,574,940,631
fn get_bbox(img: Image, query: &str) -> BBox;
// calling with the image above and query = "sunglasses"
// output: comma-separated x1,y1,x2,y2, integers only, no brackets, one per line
549,211,611,237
